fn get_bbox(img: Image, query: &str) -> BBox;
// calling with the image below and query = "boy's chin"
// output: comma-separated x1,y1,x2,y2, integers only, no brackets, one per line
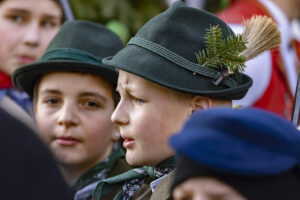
126,152,160,167
125,152,147,167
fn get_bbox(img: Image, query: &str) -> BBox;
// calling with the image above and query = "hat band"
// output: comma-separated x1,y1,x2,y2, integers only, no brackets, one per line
128,37,238,88
40,48,102,65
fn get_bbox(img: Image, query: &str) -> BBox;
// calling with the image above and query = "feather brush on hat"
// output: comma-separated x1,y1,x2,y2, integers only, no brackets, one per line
196,15,281,85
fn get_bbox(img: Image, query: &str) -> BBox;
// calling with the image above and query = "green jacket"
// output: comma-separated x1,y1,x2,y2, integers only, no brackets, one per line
73,147,132,200
102,158,133,200
131,171,174,200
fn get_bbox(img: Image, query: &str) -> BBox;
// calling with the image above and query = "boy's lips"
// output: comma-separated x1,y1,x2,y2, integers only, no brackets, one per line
122,136,135,149
55,135,81,146
17,55,36,64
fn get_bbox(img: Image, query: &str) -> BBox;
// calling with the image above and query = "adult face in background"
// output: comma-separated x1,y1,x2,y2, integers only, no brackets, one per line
0,0,62,76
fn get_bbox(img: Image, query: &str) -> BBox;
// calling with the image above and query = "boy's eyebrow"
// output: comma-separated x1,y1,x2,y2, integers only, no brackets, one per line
6,8,29,15
7,8,60,20
78,92,107,102
39,89,61,95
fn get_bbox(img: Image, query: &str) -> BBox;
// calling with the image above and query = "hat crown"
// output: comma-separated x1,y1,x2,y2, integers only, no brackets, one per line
46,20,124,59
135,1,234,63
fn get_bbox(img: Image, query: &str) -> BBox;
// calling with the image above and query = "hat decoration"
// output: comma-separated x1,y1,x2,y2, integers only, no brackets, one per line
196,15,281,85
102,2,279,99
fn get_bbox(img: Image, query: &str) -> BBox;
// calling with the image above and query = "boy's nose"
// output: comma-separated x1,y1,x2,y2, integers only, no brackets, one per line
57,103,79,128
23,22,40,47
111,102,128,126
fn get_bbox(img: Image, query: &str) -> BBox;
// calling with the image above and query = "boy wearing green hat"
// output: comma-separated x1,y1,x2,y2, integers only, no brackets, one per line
92,1,280,200
12,20,131,200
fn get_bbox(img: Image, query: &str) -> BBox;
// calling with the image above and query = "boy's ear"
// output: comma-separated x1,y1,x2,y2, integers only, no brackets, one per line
191,96,212,113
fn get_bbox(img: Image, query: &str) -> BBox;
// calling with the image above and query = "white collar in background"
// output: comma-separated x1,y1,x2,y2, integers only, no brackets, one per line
259,0,297,93
259,0,291,47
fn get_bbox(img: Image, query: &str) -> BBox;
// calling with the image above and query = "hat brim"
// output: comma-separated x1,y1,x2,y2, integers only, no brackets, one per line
103,45,253,100
13,60,118,98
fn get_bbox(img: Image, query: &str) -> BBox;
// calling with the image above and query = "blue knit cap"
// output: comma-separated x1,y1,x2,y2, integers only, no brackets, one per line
169,107,300,176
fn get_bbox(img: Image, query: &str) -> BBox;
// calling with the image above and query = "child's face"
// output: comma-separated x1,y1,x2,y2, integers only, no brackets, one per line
172,177,246,200
112,70,192,167
35,72,116,171
0,0,62,75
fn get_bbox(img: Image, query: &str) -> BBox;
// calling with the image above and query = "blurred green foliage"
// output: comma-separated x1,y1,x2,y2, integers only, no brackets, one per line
202,0,230,13
70,0,168,43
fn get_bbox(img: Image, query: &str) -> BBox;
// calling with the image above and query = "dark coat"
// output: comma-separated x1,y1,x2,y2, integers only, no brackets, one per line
0,94,37,132
0,108,72,199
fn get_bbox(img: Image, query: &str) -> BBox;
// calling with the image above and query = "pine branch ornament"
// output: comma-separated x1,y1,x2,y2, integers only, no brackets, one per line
196,15,281,85
195,25,247,74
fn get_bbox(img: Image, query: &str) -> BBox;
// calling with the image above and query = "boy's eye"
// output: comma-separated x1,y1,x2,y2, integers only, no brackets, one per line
135,98,145,105
7,14,25,23
45,98,59,105
40,20,58,28
82,100,101,109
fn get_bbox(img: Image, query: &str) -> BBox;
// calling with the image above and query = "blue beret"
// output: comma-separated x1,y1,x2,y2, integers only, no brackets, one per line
169,107,300,176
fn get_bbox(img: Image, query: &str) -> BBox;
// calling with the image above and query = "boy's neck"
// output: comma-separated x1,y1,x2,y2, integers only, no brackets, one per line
211,99,232,107
58,143,114,185
59,165,88,185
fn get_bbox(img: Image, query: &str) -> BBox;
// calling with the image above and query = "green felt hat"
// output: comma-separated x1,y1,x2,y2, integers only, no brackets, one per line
102,1,253,100
12,20,124,97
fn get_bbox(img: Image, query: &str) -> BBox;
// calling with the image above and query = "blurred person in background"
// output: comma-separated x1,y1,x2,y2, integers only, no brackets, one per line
0,107,72,200
217,0,300,119
170,107,300,200
0,0,64,130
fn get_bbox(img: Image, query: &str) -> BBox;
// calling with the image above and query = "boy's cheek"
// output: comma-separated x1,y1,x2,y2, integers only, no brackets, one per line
36,123,52,145
33,102,38,115
35,112,54,138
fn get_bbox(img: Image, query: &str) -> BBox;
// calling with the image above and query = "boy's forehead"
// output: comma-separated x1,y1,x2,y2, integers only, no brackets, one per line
118,70,162,91
0,0,62,16
117,70,179,101
37,71,112,93
39,71,88,83
40,71,106,81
